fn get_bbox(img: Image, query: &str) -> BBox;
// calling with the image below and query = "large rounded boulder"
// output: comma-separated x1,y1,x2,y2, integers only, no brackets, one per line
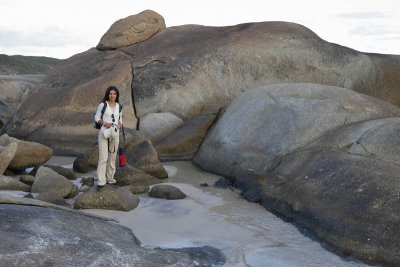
2,17,400,154
0,134,52,170
194,83,400,179
194,83,400,265
31,166,77,198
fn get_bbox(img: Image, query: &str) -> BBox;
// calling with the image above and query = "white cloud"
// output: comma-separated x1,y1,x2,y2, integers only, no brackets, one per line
0,0,399,58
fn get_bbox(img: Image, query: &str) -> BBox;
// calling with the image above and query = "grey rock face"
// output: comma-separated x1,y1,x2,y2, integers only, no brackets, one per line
0,175,31,192
31,166,77,198
0,204,226,266
139,112,183,140
154,106,219,160
194,83,400,265
126,140,168,178
194,83,400,180
260,147,400,265
148,185,187,200
74,185,140,211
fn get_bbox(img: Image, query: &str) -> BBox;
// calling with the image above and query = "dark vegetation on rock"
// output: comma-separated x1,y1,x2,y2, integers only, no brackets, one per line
0,54,60,75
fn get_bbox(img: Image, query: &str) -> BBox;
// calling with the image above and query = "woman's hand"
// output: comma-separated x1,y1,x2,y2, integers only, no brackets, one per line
104,123,112,128
118,122,122,130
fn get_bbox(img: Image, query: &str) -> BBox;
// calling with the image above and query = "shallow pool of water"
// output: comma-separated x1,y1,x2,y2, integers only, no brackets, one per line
84,161,370,267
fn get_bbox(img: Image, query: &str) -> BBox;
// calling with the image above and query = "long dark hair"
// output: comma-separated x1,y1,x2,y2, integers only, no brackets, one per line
102,86,120,103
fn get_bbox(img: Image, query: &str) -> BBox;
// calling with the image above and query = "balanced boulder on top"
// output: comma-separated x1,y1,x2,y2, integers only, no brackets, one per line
96,10,166,50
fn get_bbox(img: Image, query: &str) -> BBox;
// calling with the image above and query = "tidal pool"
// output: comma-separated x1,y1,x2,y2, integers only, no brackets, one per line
84,161,370,267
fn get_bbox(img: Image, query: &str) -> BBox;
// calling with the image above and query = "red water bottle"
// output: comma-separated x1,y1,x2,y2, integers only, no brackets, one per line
119,125,126,167
119,147,126,167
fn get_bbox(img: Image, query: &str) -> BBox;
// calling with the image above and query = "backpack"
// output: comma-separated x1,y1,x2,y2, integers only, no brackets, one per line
94,101,123,129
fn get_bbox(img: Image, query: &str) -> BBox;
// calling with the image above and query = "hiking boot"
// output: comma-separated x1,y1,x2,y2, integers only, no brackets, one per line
96,185,105,191
107,178,117,185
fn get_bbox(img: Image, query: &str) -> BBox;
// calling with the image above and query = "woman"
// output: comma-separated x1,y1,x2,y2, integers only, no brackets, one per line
94,86,122,189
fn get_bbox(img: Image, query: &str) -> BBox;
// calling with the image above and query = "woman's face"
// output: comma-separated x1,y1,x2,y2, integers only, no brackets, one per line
109,90,117,101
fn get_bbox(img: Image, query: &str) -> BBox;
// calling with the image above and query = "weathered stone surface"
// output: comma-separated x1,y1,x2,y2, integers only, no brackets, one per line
139,112,183,140
0,204,225,266
148,185,187,200
74,185,140,211
3,21,400,154
31,164,76,180
114,165,161,186
154,106,219,160
194,84,400,179
0,142,17,174
126,140,168,178
31,166,77,198
96,10,166,50
0,134,52,170
0,175,31,192
122,183,150,194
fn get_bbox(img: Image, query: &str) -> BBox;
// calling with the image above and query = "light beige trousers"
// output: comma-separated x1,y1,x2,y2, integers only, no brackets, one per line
97,131,119,186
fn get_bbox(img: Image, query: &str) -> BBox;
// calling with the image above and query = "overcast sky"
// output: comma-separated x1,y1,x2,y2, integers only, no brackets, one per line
1,0,399,59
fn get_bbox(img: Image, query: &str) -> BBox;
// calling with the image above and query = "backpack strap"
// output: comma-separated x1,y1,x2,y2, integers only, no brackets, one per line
118,103,123,122
100,101,107,120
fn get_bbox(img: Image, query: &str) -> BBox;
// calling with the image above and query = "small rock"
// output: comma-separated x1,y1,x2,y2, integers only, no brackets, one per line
74,185,140,211
31,166,77,198
126,140,168,179
23,193,34,198
81,177,95,187
148,185,186,200
200,183,209,187
122,183,150,194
